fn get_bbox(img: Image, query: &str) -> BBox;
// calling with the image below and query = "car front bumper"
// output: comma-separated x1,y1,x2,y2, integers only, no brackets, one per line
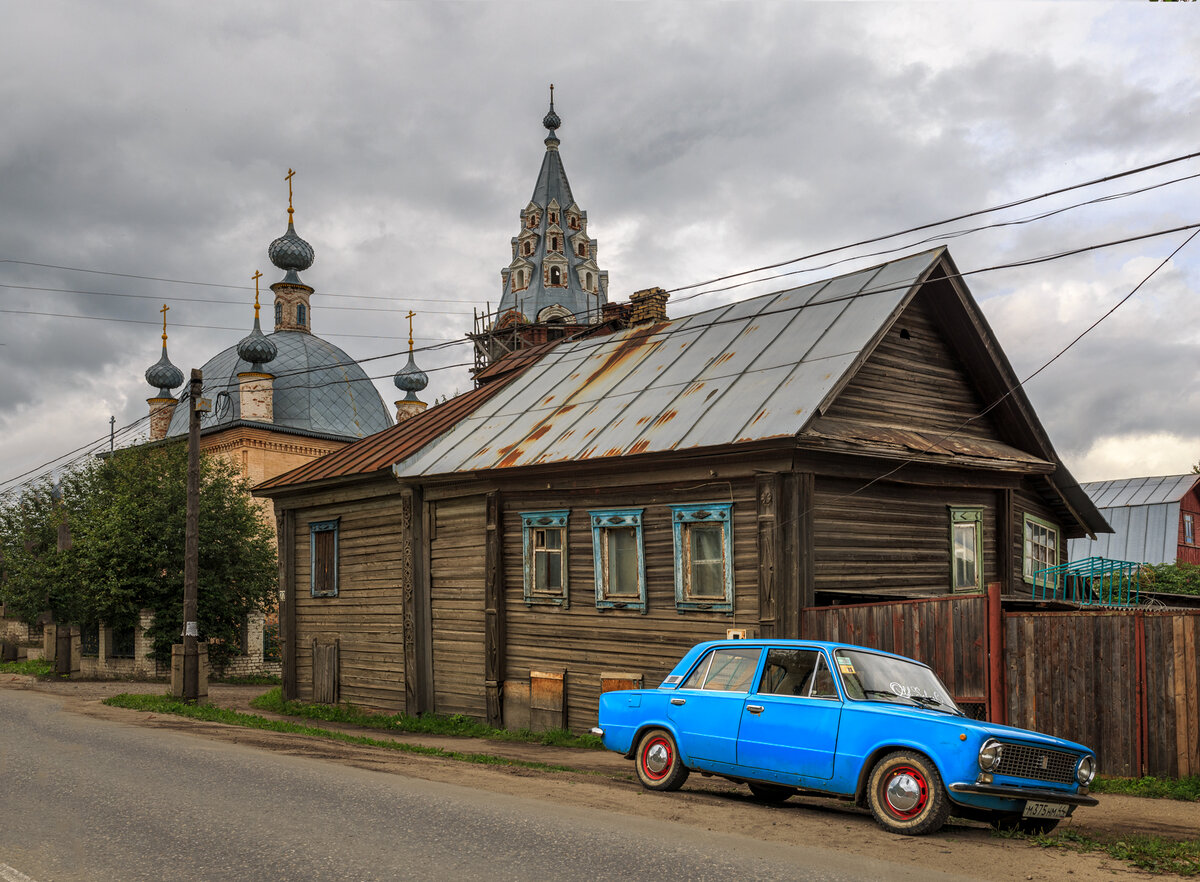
948,782,1099,807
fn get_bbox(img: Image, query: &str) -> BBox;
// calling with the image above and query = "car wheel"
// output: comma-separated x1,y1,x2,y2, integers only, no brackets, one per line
747,782,796,803
866,751,951,836
635,728,689,792
990,814,1061,836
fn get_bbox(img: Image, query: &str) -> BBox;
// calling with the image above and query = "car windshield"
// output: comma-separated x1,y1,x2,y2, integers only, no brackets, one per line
833,649,962,715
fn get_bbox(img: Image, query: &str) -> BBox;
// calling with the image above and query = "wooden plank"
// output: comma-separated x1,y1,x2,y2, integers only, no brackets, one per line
756,474,780,638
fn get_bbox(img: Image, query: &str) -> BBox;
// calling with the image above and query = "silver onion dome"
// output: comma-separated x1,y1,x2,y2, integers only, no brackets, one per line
268,219,315,276
393,352,429,402
236,315,278,367
145,345,184,396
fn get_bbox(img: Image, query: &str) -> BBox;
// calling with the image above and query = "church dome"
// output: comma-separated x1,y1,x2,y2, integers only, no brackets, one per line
145,345,184,396
165,330,391,439
236,315,278,367
393,352,429,401
269,220,315,276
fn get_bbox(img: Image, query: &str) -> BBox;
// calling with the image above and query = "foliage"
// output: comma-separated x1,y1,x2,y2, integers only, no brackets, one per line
1011,828,1200,876
0,658,53,677
102,693,582,773
1140,562,1200,597
0,442,277,667
1093,774,1200,801
250,687,604,749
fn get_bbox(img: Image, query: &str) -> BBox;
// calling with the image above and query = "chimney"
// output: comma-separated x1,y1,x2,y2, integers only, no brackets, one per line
238,372,275,423
629,287,669,326
147,397,178,441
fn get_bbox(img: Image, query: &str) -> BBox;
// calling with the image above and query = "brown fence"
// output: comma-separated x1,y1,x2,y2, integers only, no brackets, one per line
803,594,1200,779
1005,609,1200,779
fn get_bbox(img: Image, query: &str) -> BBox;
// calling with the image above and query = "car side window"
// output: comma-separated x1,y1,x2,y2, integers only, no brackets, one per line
681,647,763,693
758,648,820,696
809,655,839,699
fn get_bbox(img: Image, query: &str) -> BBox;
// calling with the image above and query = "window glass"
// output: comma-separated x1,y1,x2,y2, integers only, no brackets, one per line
605,527,638,596
1023,515,1059,579
672,504,734,612
590,509,645,611
759,648,820,696
521,511,568,606
683,647,762,693
688,524,725,597
1186,514,1195,545
309,519,339,598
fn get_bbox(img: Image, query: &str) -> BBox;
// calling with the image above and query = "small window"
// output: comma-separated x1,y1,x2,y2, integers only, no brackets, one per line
590,509,645,612
949,507,983,592
585,272,593,290
1023,514,1060,582
758,648,839,699
310,519,339,597
274,301,282,325
681,646,762,693
297,303,307,326
672,503,734,613
521,510,568,606
549,211,557,224
550,266,562,286
1186,514,1195,545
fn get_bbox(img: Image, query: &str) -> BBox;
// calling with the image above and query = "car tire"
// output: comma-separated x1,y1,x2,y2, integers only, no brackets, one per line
747,782,796,803
990,814,1061,836
866,751,951,836
634,728,689,792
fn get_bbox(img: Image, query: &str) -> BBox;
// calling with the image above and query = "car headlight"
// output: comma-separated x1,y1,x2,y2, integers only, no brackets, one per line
1076,755,1096,785
978,738,1003,772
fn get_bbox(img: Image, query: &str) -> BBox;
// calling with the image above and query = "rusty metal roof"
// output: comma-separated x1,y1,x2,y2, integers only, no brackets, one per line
392,249,945,478
254,372,521,493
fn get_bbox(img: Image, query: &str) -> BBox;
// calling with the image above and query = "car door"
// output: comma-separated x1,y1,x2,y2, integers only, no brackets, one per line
667,645,764,764
736,647,843,781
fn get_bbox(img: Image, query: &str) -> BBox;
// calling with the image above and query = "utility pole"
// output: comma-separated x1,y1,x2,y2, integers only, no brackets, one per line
109,415,115,452
182,368,203,701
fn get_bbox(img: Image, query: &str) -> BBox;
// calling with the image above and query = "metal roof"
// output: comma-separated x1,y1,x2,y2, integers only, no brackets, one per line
393,249,943,478
166,330,392,441
1068,474,1199,564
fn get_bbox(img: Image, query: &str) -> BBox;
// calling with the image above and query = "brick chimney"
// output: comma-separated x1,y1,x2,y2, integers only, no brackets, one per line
629,287,669,326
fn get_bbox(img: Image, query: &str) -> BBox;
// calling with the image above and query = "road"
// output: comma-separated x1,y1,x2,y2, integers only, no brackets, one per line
0,689,981,882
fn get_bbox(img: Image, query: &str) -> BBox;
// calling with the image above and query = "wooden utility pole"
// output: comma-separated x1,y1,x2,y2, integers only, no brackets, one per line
182,368,202,701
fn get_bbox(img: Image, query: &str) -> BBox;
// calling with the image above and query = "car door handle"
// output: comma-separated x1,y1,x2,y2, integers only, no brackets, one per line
746,705,764,715
670,698,686,706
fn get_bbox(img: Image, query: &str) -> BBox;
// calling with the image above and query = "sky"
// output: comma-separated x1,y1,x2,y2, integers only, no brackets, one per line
2,2,1200,495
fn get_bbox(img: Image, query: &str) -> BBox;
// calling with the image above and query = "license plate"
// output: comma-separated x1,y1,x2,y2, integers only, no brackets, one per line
1022,801,1069,819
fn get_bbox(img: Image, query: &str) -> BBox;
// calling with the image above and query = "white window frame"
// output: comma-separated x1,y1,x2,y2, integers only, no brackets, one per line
949,506,983,593
1022,513,1060,583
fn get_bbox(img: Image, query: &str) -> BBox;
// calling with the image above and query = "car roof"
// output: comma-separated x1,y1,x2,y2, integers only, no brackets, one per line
688,638,929,668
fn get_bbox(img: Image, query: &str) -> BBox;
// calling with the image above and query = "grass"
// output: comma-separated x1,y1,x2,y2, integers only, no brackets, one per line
210,673,282,686
1012,828,1200,876
0,658,54,677
1093,775,1200,802
249,687,603,749
102,692,586,774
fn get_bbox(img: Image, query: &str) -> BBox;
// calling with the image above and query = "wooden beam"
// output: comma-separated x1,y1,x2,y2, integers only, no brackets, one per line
797,472,816,621
277,507,298,701
484,490,505,727
756,474,781,639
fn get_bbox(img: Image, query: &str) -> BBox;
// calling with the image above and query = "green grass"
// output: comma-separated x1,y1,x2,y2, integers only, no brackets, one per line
102,692,586,773
1017,828,1200,876
1093,775,1200,802
249,687,603,749
210,673,282,686
0,658,53,677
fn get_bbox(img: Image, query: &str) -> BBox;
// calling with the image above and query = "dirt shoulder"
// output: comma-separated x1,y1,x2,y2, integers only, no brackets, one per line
7,675,1198,880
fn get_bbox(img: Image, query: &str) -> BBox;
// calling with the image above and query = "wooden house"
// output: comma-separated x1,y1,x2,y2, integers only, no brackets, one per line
255,246,1110,729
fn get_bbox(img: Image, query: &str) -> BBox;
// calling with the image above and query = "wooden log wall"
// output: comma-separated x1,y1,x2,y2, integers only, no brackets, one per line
801,594,987,702
496,479,759,730
1004,609,1200,779
813,478,999,597
429,495,488,719
290,488,408,711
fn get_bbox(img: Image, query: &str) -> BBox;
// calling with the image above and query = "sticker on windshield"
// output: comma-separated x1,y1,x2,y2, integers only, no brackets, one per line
836,656,856,675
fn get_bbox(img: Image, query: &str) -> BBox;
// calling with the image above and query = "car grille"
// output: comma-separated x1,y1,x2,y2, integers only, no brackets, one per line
997,743,1077,785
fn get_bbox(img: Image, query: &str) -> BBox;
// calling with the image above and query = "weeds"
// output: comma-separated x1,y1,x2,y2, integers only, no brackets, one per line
0,658,53,677
1093,775,1200,802
1017,828,1200,876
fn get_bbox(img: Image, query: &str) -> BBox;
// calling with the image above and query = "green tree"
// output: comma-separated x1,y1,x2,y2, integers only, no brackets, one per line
0,442,277,667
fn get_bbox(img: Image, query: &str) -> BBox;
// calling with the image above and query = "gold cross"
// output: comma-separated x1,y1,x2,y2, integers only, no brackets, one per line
549,83,554,107
406,310,416,351
285,168,295,212
160,303,169,343
252,270,263,318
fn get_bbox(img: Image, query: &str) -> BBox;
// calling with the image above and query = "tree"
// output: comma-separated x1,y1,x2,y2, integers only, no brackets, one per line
0,442,277,667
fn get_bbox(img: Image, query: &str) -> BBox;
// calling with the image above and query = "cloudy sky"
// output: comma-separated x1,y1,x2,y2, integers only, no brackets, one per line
2,2,1199,494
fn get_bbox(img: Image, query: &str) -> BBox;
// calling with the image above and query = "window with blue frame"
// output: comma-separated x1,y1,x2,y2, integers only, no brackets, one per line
521,510,569,606
274,301,282,325
672,503,734,613
297,303,307,327
310,519,339,597
589,509,645,612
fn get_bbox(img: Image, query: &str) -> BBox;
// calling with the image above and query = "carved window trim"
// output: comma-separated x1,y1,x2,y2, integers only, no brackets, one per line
949,506,983,593
309,518,340,598
521,510,569,607
671,503,734,613
590,509,646,613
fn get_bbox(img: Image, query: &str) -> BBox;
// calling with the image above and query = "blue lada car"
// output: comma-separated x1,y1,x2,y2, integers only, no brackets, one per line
592,639,1097,836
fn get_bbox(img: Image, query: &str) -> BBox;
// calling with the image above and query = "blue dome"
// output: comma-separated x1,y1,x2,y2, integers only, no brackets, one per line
393,352,429,401
145,345,184,396
165,331,391,439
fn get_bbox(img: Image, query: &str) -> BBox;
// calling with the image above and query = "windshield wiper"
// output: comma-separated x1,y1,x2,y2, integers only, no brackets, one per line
907,695,963,715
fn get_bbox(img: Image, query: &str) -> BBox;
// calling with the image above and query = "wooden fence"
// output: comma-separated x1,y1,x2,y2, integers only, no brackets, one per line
803,593,1200,779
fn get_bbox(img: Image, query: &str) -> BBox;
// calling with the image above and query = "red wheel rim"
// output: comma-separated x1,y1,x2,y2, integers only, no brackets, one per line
882,765,928,818
641,736,673,780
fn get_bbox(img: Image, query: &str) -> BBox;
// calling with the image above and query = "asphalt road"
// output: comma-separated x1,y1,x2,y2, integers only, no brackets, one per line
0,689,982,882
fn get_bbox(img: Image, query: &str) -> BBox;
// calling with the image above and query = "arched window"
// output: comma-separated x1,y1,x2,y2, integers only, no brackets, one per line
577,243,585,257
297,303,307,326
585,272,593,290
550,266,561,286
524,241,533,256
274,302,282,325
